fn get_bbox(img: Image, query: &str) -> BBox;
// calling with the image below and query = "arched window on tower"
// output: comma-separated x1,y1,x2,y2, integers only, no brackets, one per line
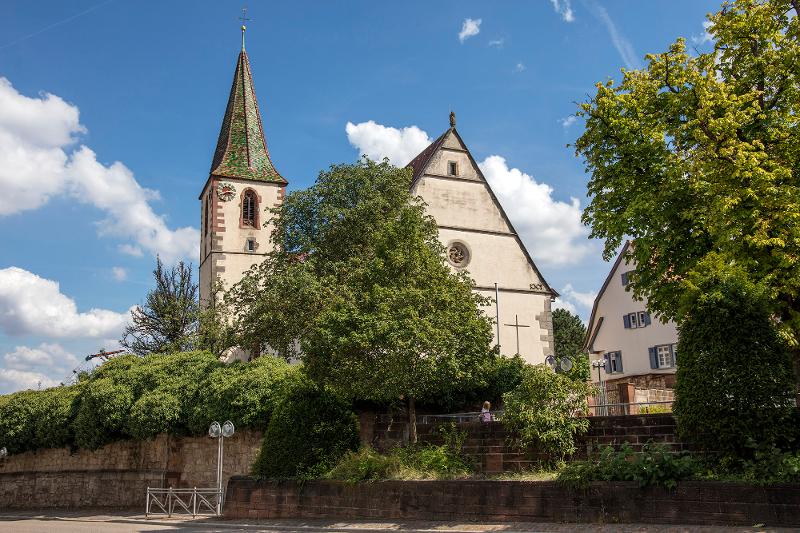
204,195,210,235
242,190,257,227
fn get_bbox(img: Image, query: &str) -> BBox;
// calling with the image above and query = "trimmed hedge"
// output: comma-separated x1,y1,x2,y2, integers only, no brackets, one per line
0,351,298,453
252,383,360,479
674,276,797,460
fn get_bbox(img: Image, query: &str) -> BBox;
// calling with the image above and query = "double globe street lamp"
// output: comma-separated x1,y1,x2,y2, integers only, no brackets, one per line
208,420,235,514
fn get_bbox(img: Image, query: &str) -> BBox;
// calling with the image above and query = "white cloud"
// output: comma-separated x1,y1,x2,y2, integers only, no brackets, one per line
514,62,526,73
479,156,592,266
111,267,127,281
691,20,713,45
488,38,505,48
458,18,482,43
0,77,198,262
0,266,131,338
560,283,597,309
118,244,144,257
552,298,578,314
345,120,593,267
587,2,641,70
0,343,80,393
559,115,577,128
550,0,575,22
345,121,432,167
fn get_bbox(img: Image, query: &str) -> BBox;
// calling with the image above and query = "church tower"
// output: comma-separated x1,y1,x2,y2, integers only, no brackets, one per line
199,29,287,305
406,114,557,364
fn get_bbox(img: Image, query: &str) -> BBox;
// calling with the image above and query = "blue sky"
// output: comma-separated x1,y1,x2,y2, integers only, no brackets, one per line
0,0,720,392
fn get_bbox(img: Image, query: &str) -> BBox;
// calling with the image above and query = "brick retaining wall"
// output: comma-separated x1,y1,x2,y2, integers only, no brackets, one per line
369,413,686,473
225,478,800,527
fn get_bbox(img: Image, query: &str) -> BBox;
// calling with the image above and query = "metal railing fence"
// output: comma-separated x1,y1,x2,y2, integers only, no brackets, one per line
145,487,223,518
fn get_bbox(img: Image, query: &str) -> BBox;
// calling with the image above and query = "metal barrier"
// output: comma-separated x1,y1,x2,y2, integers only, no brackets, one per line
145,487,223,518
589,399,673,416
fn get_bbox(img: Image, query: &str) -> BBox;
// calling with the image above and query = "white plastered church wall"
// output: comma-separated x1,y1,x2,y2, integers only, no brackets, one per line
410,129,555,364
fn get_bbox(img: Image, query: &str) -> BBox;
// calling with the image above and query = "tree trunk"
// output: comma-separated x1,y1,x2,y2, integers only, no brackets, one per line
408,395,417,444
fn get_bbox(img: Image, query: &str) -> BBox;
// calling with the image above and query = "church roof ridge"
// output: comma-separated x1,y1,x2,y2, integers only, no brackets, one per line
210,49,287,184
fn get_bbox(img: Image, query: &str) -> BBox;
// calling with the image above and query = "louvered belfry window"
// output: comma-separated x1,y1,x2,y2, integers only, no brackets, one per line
243,190,257,227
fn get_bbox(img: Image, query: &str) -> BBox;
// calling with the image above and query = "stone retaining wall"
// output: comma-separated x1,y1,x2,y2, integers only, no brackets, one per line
0,414,686,509
0,430,263,509
225,478,800,527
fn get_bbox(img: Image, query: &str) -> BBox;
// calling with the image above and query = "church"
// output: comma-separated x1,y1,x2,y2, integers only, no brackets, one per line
199,36,557,365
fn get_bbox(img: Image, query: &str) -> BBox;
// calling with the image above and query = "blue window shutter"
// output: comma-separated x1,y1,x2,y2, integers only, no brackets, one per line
603,353,611,373
621,272,629,286
616,352,623,373
623,314,630,329
644,312,651,326
649,347,658,369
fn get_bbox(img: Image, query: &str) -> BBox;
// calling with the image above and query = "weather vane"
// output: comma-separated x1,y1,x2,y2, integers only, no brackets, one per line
239,7,251,50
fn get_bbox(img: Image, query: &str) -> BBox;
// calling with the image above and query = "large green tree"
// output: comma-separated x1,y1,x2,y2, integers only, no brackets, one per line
574,0,800,359
230,158,495,441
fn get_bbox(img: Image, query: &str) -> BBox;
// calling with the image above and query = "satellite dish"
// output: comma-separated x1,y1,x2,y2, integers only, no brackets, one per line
560,357,574,372
545,355,556,369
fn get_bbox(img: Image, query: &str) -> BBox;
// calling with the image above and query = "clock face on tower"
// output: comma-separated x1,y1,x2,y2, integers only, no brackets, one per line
216,182,236,201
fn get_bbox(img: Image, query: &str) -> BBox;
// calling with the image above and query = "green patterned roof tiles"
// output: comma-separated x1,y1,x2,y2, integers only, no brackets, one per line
210,51,286,184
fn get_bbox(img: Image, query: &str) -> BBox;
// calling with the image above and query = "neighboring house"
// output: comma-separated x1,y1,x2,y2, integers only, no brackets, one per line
584,241,678,390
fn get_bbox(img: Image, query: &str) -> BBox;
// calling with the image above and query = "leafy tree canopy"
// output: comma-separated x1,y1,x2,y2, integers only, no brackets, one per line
575,0,800,348
229,158,495,440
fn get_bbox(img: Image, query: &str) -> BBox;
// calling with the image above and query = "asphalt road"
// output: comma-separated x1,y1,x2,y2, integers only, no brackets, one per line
0,514,793,533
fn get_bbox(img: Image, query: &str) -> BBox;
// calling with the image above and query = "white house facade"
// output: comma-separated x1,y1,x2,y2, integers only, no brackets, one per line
584,241,678,389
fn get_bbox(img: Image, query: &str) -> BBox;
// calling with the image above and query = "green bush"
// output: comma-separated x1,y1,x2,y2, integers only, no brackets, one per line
673,275,797,460
126,390,182,440
0,351,301,454
326,447,403,482
326,441,473,482
73,378,135,449
188,356,297,434
423,353,526,412
558,443,699,490
32,385,81,449
252,382,360,479
502,364,593,461
0,390,39,454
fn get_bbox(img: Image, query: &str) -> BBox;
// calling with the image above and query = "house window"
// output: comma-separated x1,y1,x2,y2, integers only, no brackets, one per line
246,238,256,253
624,311,650,329
242,190,257,227
649,344,677,369
604,351,623,374
447,161,458,176
621,270,633,286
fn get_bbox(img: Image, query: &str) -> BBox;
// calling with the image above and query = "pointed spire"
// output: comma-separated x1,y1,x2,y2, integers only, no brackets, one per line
209,47,286,184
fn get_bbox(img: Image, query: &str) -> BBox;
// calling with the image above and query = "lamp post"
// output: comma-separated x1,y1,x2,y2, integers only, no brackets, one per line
208,420,235,515
591,359,607,416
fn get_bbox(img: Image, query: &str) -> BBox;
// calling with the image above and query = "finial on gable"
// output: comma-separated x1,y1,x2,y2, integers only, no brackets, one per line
449,110,456,128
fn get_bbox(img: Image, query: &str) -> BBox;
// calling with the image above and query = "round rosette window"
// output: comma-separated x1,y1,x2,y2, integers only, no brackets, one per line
447,241,470,268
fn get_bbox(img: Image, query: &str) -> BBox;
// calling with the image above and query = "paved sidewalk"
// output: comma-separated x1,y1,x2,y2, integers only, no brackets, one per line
0,512,794,533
